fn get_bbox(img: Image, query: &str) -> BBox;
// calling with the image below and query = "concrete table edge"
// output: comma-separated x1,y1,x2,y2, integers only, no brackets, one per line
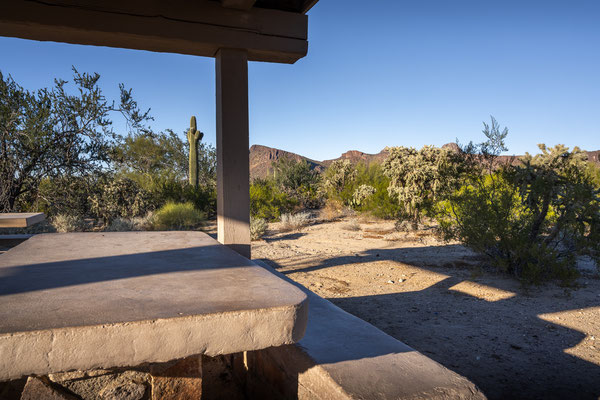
0,299,308,381
0,232,309,381
0,213,45,228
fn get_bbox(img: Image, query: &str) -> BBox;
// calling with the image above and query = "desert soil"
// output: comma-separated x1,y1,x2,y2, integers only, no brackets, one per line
252,216,600,400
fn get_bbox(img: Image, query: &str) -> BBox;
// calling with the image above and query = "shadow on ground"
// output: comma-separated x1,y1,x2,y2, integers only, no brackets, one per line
266,246,600,400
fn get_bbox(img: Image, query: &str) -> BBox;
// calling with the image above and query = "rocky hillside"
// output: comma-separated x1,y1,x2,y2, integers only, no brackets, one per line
249,144,600,180
249,145,388,179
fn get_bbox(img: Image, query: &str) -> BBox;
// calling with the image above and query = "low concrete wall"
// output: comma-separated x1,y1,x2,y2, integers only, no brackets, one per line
248,260,486,399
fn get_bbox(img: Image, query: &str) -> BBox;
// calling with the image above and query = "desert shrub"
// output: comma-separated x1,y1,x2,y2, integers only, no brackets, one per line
89,176,151,222
383,145,466,222
320,199,346,221
586,162,600,189
118,170,216,216
250,217,268,241
273,157,319,192
350,184,376,208
272,157,322,209
250,178,297,221
321,159,357,203
280,212,312,231
436,119,600,284
395,219,427,232
105,214,153,232
52,214,87,233
32,175,101,218
341,219,361,231
346,163,402,219
113,129,217,215
151,202,204,230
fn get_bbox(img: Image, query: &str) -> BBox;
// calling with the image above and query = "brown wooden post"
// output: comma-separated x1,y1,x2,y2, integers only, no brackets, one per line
216,48,251,258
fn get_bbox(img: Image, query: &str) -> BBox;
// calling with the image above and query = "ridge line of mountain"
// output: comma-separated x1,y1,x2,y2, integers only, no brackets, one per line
249,144,600,180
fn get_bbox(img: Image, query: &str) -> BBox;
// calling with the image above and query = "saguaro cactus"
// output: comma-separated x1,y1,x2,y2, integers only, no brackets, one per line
187,116,204,187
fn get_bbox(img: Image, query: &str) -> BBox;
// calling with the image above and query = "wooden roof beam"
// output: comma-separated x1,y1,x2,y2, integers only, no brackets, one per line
221,0,257,11
0,0,308,63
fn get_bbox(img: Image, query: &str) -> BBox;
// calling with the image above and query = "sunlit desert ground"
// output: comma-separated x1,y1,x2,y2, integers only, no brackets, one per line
252,217,600,400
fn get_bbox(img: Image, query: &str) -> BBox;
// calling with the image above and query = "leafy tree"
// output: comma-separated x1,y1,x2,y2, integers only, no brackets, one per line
250,178,296,221
34,175,102,217
271,157,321,208
112,130,187,177
0,68,148,211
113,129,216,187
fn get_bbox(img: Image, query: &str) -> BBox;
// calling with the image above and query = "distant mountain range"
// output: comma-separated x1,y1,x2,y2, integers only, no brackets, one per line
249,144,600,180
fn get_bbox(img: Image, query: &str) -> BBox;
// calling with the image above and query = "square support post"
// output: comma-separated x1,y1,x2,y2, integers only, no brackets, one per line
216,48,251,258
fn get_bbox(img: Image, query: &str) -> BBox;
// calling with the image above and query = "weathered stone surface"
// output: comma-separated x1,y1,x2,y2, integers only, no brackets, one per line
56,372,120,400
48,369,150,400
49,369,113,382
100,381,146,400
0,232,308,380
20,377,77,400
151,356,202,400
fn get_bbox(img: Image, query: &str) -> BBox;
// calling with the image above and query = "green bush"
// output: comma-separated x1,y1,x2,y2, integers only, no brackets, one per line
435,120,600,284
118,171,216,216
587,162,600,189
89,176,151,222
272,157,322,209
250,178,297,221
151,202,205,230
349,163,402,219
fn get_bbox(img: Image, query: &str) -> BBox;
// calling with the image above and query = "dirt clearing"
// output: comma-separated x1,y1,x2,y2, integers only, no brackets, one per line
253,217,600,400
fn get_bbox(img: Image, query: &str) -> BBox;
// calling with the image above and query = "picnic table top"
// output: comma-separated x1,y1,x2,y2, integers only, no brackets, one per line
0,231,308,380
0,213,45,228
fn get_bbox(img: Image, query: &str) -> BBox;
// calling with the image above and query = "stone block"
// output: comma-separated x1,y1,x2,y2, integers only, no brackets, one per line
48,369,150,400
20,376,77,400
99,380,146,400
150,355,202,400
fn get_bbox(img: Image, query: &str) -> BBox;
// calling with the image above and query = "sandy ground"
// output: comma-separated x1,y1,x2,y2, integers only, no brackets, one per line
252,216,600,400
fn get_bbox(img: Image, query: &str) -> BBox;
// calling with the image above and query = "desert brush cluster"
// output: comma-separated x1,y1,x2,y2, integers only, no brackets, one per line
2,70,599,284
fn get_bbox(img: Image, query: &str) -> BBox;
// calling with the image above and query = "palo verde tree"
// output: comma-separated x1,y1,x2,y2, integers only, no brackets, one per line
0,68,149,212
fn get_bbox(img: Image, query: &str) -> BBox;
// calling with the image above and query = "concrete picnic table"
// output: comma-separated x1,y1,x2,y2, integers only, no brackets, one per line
0,232,308,381
0,213,45,228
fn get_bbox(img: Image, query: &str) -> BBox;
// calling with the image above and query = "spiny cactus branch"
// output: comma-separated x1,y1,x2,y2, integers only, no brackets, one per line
187,115,204,187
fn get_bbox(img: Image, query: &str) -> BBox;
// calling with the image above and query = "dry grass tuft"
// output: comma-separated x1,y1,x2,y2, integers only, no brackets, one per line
280,212,312,231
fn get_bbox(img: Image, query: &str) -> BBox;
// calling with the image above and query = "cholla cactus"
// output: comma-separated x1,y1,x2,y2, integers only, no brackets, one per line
322,159,356,194
351,184,376,208
187,116,204,187
382,145,463,221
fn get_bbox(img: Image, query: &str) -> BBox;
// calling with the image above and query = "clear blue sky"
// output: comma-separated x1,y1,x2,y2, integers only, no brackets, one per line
1,0,598,161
